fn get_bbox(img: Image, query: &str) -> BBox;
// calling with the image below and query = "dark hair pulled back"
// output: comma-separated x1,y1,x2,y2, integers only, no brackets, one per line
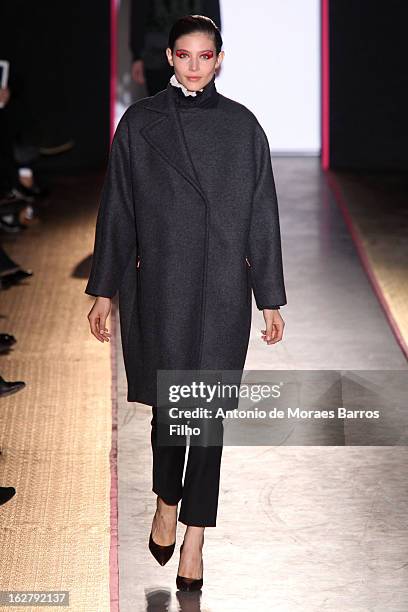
168,14,223,56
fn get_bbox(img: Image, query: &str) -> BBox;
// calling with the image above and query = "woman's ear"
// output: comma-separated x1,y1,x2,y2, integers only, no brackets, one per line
216,50,225,69
166,47,174,66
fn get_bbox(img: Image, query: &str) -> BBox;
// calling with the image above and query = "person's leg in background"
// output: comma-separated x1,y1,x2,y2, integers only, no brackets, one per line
0,108,19,196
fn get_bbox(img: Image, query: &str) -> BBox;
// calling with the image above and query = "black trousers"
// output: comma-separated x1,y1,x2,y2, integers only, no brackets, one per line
150,405,224,527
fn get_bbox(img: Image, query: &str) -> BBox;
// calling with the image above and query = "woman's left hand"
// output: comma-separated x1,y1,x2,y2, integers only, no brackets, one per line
261,309,285,345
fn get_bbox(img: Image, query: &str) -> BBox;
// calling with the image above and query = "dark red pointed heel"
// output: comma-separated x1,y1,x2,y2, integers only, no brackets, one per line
148,530,176,566
176,543,204,591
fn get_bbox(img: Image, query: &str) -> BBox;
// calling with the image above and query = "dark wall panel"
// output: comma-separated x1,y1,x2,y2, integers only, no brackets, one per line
1,0,110,172
329,1,408,170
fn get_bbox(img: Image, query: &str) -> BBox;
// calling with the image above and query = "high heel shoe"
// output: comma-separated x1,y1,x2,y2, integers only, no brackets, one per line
176,543,203,591
148,530,176,566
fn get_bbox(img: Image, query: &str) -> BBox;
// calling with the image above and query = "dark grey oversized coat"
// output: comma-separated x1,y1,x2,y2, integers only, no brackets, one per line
85,77,287,405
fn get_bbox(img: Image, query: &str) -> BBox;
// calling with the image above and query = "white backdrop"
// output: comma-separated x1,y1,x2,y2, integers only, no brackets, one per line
216,0,321,154
116,0,321,153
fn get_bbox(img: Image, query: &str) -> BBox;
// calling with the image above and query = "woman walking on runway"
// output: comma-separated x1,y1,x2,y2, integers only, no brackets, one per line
86,15,287,591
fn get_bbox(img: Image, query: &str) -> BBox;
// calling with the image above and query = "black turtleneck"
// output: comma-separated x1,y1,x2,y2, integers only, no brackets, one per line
168,74,220,110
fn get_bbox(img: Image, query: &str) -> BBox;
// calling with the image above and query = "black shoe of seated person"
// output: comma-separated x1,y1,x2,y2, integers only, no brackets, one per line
0,269,33,289
0,334,16,346
0,334,17,352
0,213,26,233
12,182,50,202
0,376,25,397
0,487,16,506
0,190,27,206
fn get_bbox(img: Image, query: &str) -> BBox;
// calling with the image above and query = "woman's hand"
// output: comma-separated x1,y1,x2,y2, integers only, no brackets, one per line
261,309,285,345
87,297,112,343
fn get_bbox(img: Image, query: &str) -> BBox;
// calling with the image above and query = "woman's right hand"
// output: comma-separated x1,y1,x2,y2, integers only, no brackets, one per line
261,309,285,345
87,297,112,343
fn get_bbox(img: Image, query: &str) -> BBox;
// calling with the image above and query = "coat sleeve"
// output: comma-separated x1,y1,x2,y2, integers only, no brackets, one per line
246,121,287,310
85,112,137,299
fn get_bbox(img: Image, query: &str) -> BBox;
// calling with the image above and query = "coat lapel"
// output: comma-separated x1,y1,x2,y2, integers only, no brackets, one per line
139,86,207,202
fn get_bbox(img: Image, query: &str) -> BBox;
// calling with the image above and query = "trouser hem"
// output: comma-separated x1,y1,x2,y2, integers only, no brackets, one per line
152,487,181,506
177,515,217,527
178,518,216,527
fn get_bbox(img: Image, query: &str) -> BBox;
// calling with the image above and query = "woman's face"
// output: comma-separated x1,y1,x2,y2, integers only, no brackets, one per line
166,32,224,91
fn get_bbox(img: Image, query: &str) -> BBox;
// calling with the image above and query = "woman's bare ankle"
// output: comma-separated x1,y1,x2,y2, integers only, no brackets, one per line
183,526,205,549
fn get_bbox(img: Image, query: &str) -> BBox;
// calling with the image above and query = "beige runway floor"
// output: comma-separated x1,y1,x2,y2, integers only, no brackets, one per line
0,174,113,612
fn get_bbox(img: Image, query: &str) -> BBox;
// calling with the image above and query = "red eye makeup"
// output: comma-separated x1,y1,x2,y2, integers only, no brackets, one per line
175,50,214,59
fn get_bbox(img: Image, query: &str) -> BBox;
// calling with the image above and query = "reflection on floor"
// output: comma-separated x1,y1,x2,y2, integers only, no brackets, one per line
327,170,408,357
116,157,408,611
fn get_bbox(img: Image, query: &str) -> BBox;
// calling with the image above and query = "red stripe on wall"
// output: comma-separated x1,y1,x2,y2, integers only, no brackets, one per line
321,0,330,169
